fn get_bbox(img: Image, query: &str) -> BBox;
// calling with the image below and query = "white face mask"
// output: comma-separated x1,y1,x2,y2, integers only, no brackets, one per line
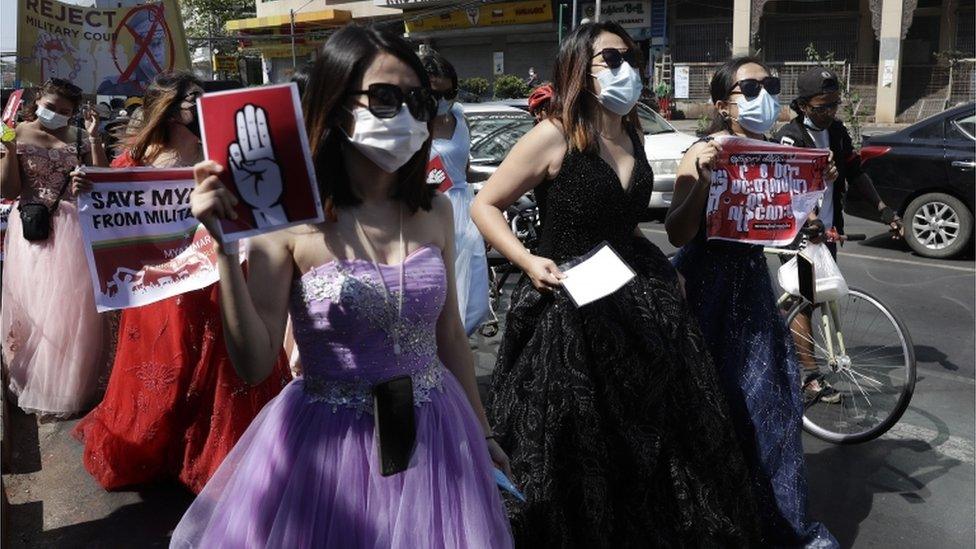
734,88,780,134
436,98,453,117
591,62,642,116
36,105,70,130
342,107,430,174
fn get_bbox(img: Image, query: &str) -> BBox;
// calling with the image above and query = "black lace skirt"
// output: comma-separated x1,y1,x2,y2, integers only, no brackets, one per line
487,238,761,548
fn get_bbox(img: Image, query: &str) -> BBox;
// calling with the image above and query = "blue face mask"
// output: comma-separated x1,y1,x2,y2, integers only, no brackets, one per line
591,62,642,116
734,88,780,134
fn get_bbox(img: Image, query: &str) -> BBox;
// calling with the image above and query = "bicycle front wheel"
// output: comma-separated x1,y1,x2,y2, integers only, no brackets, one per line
786,287,916,444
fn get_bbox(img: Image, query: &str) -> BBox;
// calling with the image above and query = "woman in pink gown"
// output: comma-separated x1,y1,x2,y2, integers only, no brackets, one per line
1,78,113,417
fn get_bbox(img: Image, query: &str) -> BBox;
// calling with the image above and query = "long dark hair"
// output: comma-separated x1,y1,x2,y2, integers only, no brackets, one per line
126,71,202,163
421,50,458,91
304,25,434,213
550,21,642,154
705,56,771,134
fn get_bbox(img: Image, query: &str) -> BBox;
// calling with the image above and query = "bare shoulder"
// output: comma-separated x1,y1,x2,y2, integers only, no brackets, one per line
248,228,294,257
529,118,567,148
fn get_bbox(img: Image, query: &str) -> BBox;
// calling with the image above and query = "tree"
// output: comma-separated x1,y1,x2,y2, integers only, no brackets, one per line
179,0,255,55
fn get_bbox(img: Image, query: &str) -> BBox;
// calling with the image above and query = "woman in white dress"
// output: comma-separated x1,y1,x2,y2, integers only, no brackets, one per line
422,51,490,336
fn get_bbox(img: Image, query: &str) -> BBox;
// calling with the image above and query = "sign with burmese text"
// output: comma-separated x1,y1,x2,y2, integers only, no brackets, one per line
706,136,830,246
77,167,230,312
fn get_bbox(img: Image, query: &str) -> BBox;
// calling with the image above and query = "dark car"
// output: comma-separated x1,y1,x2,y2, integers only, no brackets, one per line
849,103,975,258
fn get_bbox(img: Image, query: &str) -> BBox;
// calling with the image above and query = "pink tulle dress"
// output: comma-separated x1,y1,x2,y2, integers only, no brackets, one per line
2,139,114,416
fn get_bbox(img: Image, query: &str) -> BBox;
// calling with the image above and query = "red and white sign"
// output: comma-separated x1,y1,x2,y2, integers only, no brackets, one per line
2,90,23,127
706,136,830,246
426,155,454,192
198,83,323,242
77,167,238,312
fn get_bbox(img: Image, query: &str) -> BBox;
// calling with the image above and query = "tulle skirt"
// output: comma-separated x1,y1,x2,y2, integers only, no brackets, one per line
2,202,113,416
445,184,489,336
170,368,513,548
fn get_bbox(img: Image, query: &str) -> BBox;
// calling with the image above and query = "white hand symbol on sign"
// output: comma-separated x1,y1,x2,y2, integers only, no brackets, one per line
228,104,288,229
427,168,446,185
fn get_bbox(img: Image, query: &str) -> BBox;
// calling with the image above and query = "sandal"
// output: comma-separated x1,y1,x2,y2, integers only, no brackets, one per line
803,372,842,405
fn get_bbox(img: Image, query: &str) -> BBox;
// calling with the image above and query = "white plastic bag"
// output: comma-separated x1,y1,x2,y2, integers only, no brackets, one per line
777,243,849,303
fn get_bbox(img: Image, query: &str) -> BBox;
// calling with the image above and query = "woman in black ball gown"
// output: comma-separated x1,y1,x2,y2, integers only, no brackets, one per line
471,22,761,548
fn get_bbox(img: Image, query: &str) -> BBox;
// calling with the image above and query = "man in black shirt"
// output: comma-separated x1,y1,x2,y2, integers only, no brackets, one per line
774,67,903,256
774,67,903,403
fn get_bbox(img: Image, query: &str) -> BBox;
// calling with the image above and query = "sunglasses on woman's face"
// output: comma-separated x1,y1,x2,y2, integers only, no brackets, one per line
592,48,637,70
347,83,434,122
430,88,457,101
729,76,781,99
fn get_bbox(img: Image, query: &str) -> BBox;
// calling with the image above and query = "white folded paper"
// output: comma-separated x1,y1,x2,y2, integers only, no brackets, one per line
560,243,636,307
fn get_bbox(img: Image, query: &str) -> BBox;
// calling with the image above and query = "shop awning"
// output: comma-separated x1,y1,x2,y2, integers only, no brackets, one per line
225,9,352,33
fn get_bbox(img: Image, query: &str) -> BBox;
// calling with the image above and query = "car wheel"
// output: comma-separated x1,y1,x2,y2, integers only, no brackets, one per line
904,192,973,258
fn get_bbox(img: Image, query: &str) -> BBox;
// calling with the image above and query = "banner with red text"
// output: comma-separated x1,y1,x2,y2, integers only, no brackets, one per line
77,167,233,312
706,136,830,246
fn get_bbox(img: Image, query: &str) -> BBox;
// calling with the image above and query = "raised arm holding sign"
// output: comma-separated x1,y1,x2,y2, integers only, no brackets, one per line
197,83,323,242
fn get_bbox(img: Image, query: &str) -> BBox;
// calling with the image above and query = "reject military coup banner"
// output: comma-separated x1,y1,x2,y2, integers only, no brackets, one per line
16,0,191,95
706,136,831,246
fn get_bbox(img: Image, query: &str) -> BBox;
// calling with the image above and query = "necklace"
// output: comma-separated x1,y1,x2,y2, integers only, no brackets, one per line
352,206,406,357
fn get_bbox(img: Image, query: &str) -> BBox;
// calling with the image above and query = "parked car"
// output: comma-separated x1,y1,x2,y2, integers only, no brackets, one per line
462,101,696,219
849,102,975,258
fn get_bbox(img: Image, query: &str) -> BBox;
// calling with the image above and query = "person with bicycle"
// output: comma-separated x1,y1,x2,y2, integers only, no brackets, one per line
774,67,904,256
773,67,904,404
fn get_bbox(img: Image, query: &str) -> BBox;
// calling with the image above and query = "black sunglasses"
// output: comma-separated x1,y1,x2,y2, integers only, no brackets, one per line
347,83,434,122
592,48,637,70
430,88,457,101
806,101,841,114
729,77,781,99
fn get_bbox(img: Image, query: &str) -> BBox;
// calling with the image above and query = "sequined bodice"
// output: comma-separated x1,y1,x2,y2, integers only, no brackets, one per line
289,245,446,387
535,127,653,263
16,141,89,207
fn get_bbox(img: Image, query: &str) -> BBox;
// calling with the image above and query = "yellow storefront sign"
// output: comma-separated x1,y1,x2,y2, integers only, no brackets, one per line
405,0,552,33
212,54,239,73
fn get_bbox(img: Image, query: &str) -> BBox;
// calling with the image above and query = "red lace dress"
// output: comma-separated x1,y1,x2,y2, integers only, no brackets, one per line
73,152,292,493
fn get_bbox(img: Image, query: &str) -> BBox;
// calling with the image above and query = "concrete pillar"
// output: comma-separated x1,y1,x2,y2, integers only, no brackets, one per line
938,0,957,56
732,0,752,57
857,0,875,64
874,0,905,123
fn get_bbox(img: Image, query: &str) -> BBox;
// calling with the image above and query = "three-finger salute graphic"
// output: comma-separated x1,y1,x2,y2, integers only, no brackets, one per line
198,83,323,242
229,104,287,229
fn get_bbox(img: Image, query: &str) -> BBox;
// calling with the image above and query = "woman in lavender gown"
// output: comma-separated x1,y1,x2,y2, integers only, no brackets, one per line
169,26,512,548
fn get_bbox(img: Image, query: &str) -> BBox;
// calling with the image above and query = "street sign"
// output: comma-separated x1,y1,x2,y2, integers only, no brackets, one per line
212,55,238,74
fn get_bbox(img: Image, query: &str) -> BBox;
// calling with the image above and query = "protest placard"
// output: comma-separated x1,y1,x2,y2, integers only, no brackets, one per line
706,136,830,246
77,167,236,312
198,83,323,242
2,90,24,127
16,0,190,94
426,155,454,193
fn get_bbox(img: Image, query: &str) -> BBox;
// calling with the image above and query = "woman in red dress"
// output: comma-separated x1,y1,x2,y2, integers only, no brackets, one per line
73,71,291,493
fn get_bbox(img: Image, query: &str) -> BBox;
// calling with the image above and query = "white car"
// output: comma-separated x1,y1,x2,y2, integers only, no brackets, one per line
462,101,696,219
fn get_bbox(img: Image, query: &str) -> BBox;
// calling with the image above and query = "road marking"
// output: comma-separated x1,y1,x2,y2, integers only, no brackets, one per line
639,228,976,274
881,422,975,464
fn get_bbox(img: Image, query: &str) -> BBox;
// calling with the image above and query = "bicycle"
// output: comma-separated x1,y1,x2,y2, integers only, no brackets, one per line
766,232,917,444
477,190,540,338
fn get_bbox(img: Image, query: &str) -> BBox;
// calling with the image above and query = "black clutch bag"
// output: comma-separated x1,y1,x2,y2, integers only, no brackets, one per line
19,201,58,241
372,376,417,476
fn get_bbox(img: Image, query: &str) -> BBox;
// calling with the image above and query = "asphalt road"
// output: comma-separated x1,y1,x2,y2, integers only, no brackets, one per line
3,215,973,548
638,214,976,548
